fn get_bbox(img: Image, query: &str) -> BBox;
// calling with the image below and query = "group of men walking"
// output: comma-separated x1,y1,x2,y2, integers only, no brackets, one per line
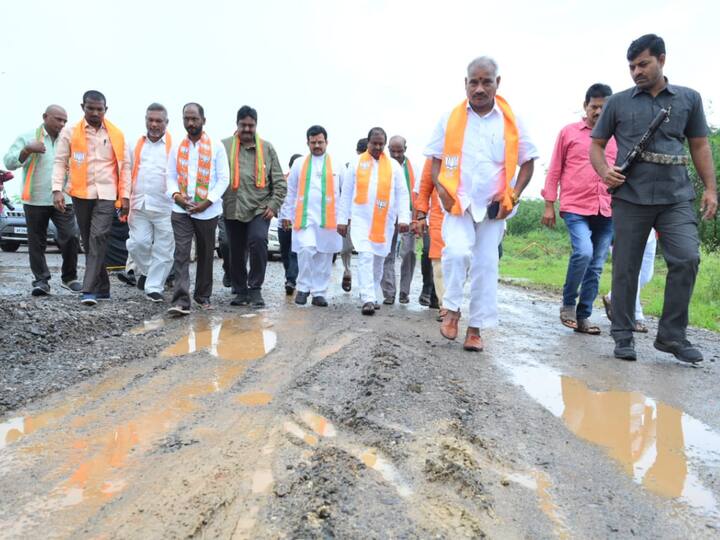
3,33,717,364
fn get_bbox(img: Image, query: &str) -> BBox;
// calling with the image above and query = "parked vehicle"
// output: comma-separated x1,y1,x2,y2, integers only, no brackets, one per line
268,217,281,260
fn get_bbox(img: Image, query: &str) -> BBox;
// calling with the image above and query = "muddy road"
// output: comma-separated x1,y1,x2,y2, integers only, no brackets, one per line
0,248,719,539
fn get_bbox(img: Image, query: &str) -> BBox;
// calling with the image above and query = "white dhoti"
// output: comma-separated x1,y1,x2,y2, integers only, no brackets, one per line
126,208,175,294
441,210,505,328
357,251,384,304
296,248,333,296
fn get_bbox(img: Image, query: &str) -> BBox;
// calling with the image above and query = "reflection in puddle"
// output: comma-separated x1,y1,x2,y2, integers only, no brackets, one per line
284,421,319,446
505,470,569,539
508,362,720,520
360,449,413,497
237,392,273,407
300,411,336,438
0,406,70,451
162,316,276,361
129,318,166,335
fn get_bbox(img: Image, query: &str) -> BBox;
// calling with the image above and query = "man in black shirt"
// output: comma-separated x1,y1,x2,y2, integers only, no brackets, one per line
590,34,717,363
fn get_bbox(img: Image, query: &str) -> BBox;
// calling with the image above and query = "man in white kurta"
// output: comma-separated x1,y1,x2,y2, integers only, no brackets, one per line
126,103,175,302
280,125,342,306
338,128,411,315
425,57,539,351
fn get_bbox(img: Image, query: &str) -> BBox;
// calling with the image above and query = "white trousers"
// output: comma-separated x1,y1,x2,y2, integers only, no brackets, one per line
126,208,175,294
297,248,333,297
357,251,384,304
441,210,505,328
608,231,656,321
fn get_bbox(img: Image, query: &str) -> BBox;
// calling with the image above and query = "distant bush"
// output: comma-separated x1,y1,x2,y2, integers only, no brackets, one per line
689,129,720,252
507,199,567,236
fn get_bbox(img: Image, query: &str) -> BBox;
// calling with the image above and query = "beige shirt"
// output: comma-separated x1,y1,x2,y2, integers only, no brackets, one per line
52,119,131,200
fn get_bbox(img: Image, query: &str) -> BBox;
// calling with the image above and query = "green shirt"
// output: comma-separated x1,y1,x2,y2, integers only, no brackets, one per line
221,136,286,222
3,127,71,206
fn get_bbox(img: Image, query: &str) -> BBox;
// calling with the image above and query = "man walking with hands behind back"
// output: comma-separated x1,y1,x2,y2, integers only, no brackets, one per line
590,34,717,363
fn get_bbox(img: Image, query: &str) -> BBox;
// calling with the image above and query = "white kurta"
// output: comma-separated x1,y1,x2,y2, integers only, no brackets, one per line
339,154,411,257
280,153,342,254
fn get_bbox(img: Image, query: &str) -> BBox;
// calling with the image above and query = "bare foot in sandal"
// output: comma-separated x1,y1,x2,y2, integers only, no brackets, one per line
560,305,577,329
633,321,648,333
574,318,601,335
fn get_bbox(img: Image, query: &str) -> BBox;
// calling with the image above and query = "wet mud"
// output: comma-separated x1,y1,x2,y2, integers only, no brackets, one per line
0,250,718,538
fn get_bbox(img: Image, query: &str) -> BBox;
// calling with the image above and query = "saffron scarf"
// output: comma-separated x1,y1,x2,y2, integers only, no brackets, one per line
355,151,393,244
68,118,126,199
438,96,519,215
177,132,212,202
131,133,172,184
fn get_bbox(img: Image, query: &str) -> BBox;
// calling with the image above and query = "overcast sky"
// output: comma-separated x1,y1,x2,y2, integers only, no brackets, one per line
1,0,718,199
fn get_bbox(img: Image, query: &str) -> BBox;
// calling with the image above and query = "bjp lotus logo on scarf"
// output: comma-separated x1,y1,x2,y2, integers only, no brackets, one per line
444,155,459,170
73,152,85,163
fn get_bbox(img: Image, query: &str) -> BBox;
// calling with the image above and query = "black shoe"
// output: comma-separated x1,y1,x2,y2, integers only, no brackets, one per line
61,280,83,293
222,274,231,288
137,275,146,291
383,297,395,305
418,292,431,306
117,271,136,287
32,282,51,296
230,291,249,306
374,303,381,310
285,281,296,295
312,296,328,307
249,289,265,308
146,292,164,303
614,338,637,361
361,302,375,315
399,293,410,304
654,339,703,364
295,291,309,305
429,294,440,309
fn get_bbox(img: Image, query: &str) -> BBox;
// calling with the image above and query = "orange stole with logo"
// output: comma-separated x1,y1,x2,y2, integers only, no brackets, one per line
354,151,393,244
438,96,519,215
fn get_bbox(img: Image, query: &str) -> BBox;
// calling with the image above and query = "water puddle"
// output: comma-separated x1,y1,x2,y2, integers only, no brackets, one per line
162,316,277,361
360,449,413,497
237,392,273,407
299,411,337,438
507,361,720,520
284,421,319,446
129,318,166,335
505,470,570,539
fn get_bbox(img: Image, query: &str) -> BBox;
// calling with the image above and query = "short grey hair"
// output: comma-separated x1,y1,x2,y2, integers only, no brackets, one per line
467,56,499,78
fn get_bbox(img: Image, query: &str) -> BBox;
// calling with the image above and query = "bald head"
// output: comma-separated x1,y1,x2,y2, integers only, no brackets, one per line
388,135,407,165
43,105,68,139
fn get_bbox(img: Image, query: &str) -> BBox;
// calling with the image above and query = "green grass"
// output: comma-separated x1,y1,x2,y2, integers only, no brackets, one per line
500,229,720,332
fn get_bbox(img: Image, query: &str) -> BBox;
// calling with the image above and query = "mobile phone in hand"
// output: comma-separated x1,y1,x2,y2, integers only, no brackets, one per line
487,201,500,219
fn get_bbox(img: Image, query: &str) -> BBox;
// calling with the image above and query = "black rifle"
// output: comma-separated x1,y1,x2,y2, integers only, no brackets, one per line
608,106,671,194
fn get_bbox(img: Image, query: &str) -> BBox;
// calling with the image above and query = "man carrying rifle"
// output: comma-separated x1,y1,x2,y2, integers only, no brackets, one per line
590,33,717,363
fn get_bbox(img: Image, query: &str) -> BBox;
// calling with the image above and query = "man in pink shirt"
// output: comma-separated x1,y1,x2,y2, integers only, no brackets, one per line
542,83,617,334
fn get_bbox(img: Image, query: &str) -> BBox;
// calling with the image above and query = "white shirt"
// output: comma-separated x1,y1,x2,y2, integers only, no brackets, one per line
130,133,173,212
339,153,411,257
280,152,343,253
166,135,230,220
424,100,539,222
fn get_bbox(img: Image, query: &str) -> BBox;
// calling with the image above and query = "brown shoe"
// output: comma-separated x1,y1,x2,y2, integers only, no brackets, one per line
440,309,460,340
463,332,484,352
436,308,447,323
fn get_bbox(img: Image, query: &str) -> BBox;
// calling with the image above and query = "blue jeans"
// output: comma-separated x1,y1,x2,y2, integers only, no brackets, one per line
278,227,298,285
561,212,613,320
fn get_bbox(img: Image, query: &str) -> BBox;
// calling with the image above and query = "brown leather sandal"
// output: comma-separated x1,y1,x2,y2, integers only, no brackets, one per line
574,318,601,335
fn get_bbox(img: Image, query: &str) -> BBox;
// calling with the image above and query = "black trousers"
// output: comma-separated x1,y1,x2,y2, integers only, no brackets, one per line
226,215,270,292
611,199,700,342
73,198,115,294
171,213,218,308
420,230,436,298
278,227,298,285
24,204,80,286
